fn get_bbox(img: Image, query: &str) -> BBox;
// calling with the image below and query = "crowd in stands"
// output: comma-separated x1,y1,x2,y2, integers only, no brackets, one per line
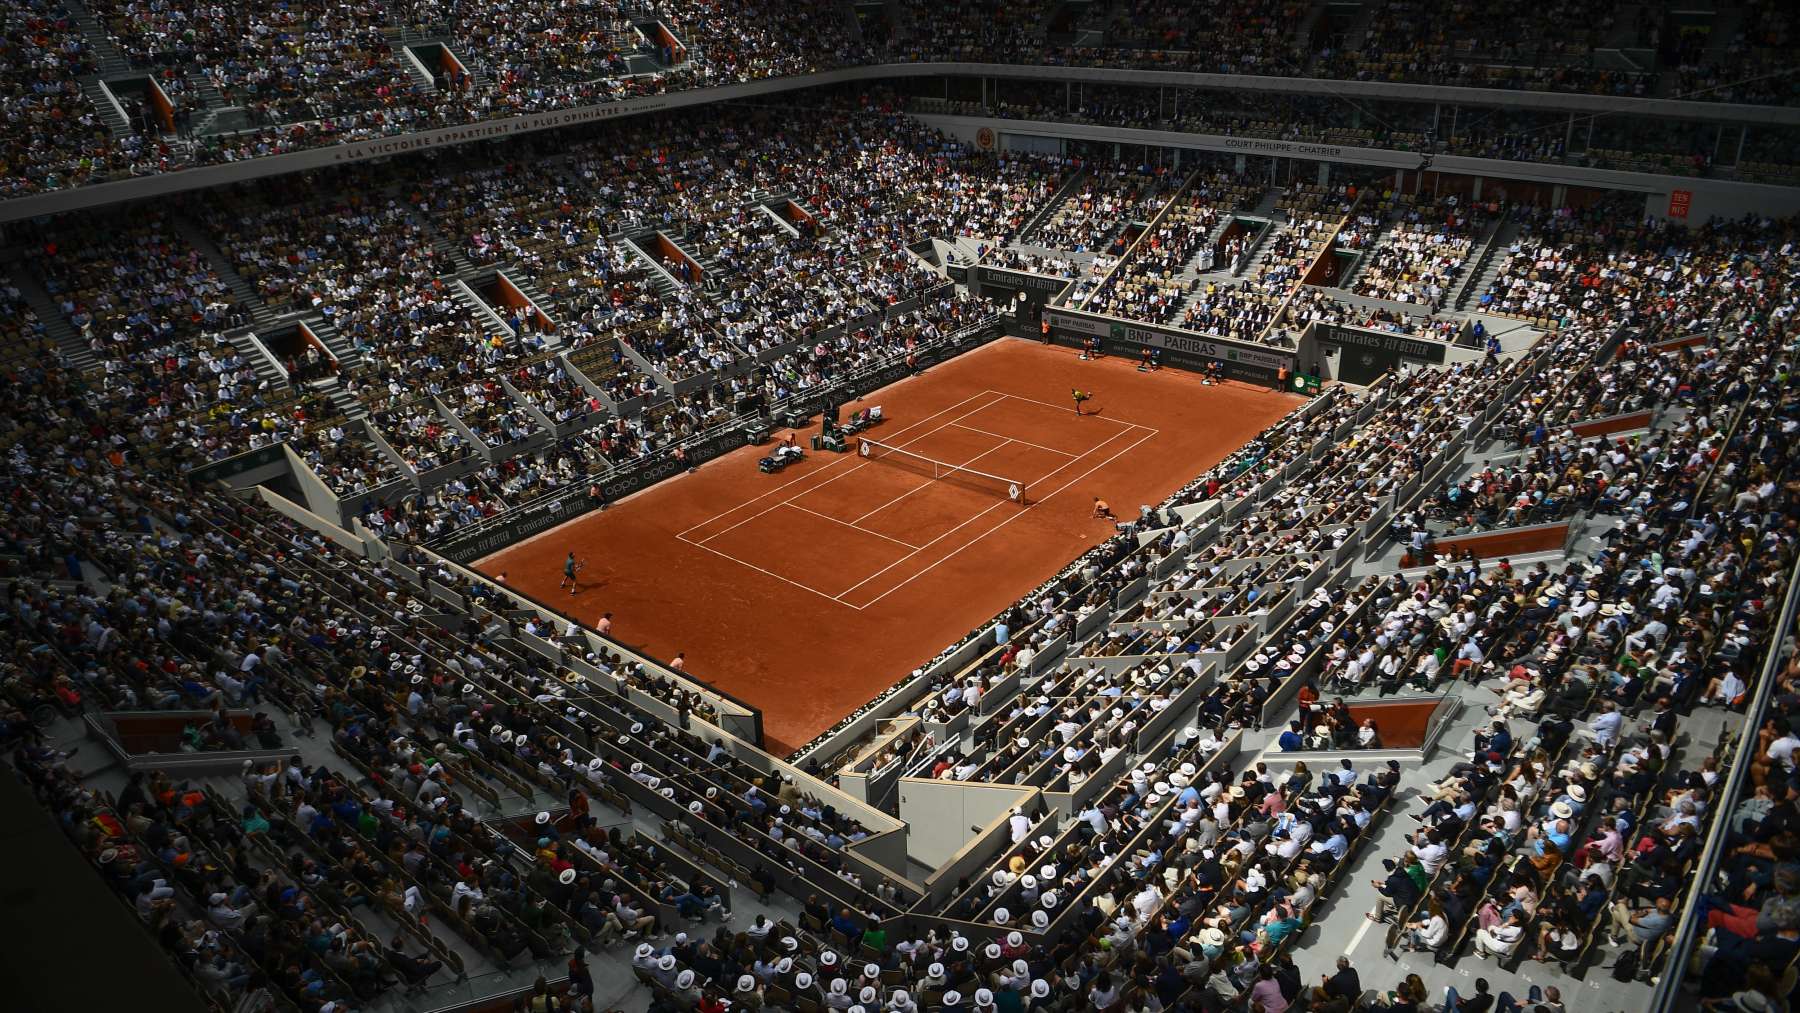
1350,198,1488,309
794,183,1798,1008
6,0,1792,198
1366,328,1796,983
1028,165,1175,255
1312,0,1648,96
4,48,1800,1011
1081,171,1258,324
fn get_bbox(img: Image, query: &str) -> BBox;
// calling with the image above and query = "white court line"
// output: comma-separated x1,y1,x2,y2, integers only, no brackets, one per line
675,533,859,607
856,426,1161,610
836,422,1149,603
674,388,999,541
990,390,1159,430
784,502,922,550
848,438,1019,526
949,422,1080,457
681,391,1009,546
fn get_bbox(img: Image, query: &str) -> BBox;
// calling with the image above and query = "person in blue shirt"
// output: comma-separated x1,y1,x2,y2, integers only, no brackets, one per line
830,907,863,947
1277,721,1305,751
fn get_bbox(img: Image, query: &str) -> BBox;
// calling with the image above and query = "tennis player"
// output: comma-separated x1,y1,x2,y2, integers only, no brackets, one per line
560,552,586,595
1071,388,1092,415
1092,497,1116,521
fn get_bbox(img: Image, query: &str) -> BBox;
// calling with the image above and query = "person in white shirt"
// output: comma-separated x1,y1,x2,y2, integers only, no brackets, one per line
1577,702,1624,748
1409,831,1449,874
1474,911,1525,957
1701,670,1746,707
1009,808,1030,844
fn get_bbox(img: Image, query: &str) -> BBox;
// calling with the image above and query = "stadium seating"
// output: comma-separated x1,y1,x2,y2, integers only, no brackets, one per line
5,0,1794,199
2,13,1799,1007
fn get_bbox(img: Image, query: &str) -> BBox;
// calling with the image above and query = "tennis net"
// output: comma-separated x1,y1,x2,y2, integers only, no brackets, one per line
858,437,1027,503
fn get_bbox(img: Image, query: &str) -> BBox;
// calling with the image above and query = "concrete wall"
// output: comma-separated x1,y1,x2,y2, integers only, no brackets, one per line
898,777,1036,869
1641,181,1800,226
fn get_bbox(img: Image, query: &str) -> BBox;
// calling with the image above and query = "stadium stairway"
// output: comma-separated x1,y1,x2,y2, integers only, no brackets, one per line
833,0,865,44
79,79,131,136
620,238,685,296
888,0,917,41
1336,217,1393,291
171,214,280,327
302,317,370,421
1249,188,1285,217
450,279,518,344
1440,217,1503,310
1017,168,1090,246
4,259,96,372
65,0,132,78
223,327,292,392
1697,4,1747,72
1233,218,1286,277
1453,219,1519,312
1168,275,1221,322
184,71,228,110
430,229,478,277
302,315,360,372
505,274,564,346
1293,0,1329,51
180,72,238,135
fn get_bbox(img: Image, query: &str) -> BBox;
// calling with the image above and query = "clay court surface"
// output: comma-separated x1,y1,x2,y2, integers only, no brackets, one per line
478,338,1300,754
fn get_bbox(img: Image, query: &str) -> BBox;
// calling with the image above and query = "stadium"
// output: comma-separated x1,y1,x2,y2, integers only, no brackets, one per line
1,2,1797,1012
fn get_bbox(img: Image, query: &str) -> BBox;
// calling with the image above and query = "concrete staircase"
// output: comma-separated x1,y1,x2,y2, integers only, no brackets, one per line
1322,0,1382,59
450,280,516,343
304,316,359,370
4,260,96,372
1453,220,1518,311
1018,169,1088,246
324,383,369,420
172,215,279,327
304,315,370,420
836,0,865,44
1336,218,1391,291
66,0,132,77
79,79,131,135
186,72,229,110
1233,219,1285,278
1698,5,1746,66
180,71,247,135
504,272,564,349
66,0,135,136
621,237,688,297
224,328,291,392
430,232,478,278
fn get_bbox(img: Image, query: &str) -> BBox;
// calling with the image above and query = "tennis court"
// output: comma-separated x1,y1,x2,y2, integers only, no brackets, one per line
477,338,1300,754
677,390,1159,610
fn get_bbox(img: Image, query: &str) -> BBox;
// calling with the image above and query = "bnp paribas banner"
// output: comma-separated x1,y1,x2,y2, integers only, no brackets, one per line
1103,320,1296,371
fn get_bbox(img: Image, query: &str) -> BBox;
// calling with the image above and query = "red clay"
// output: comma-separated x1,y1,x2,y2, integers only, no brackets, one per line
478,338,1300,754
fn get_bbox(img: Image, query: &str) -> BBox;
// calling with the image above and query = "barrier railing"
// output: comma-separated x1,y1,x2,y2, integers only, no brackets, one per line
1650,551,1800,1012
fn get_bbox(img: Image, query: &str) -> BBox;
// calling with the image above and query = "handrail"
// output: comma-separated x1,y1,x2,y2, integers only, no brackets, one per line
1255,191,1362,345
1650,550,1800,1012
1075,164,1201,310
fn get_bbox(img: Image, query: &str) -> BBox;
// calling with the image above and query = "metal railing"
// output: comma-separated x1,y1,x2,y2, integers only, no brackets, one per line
1650,550,1800,1010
